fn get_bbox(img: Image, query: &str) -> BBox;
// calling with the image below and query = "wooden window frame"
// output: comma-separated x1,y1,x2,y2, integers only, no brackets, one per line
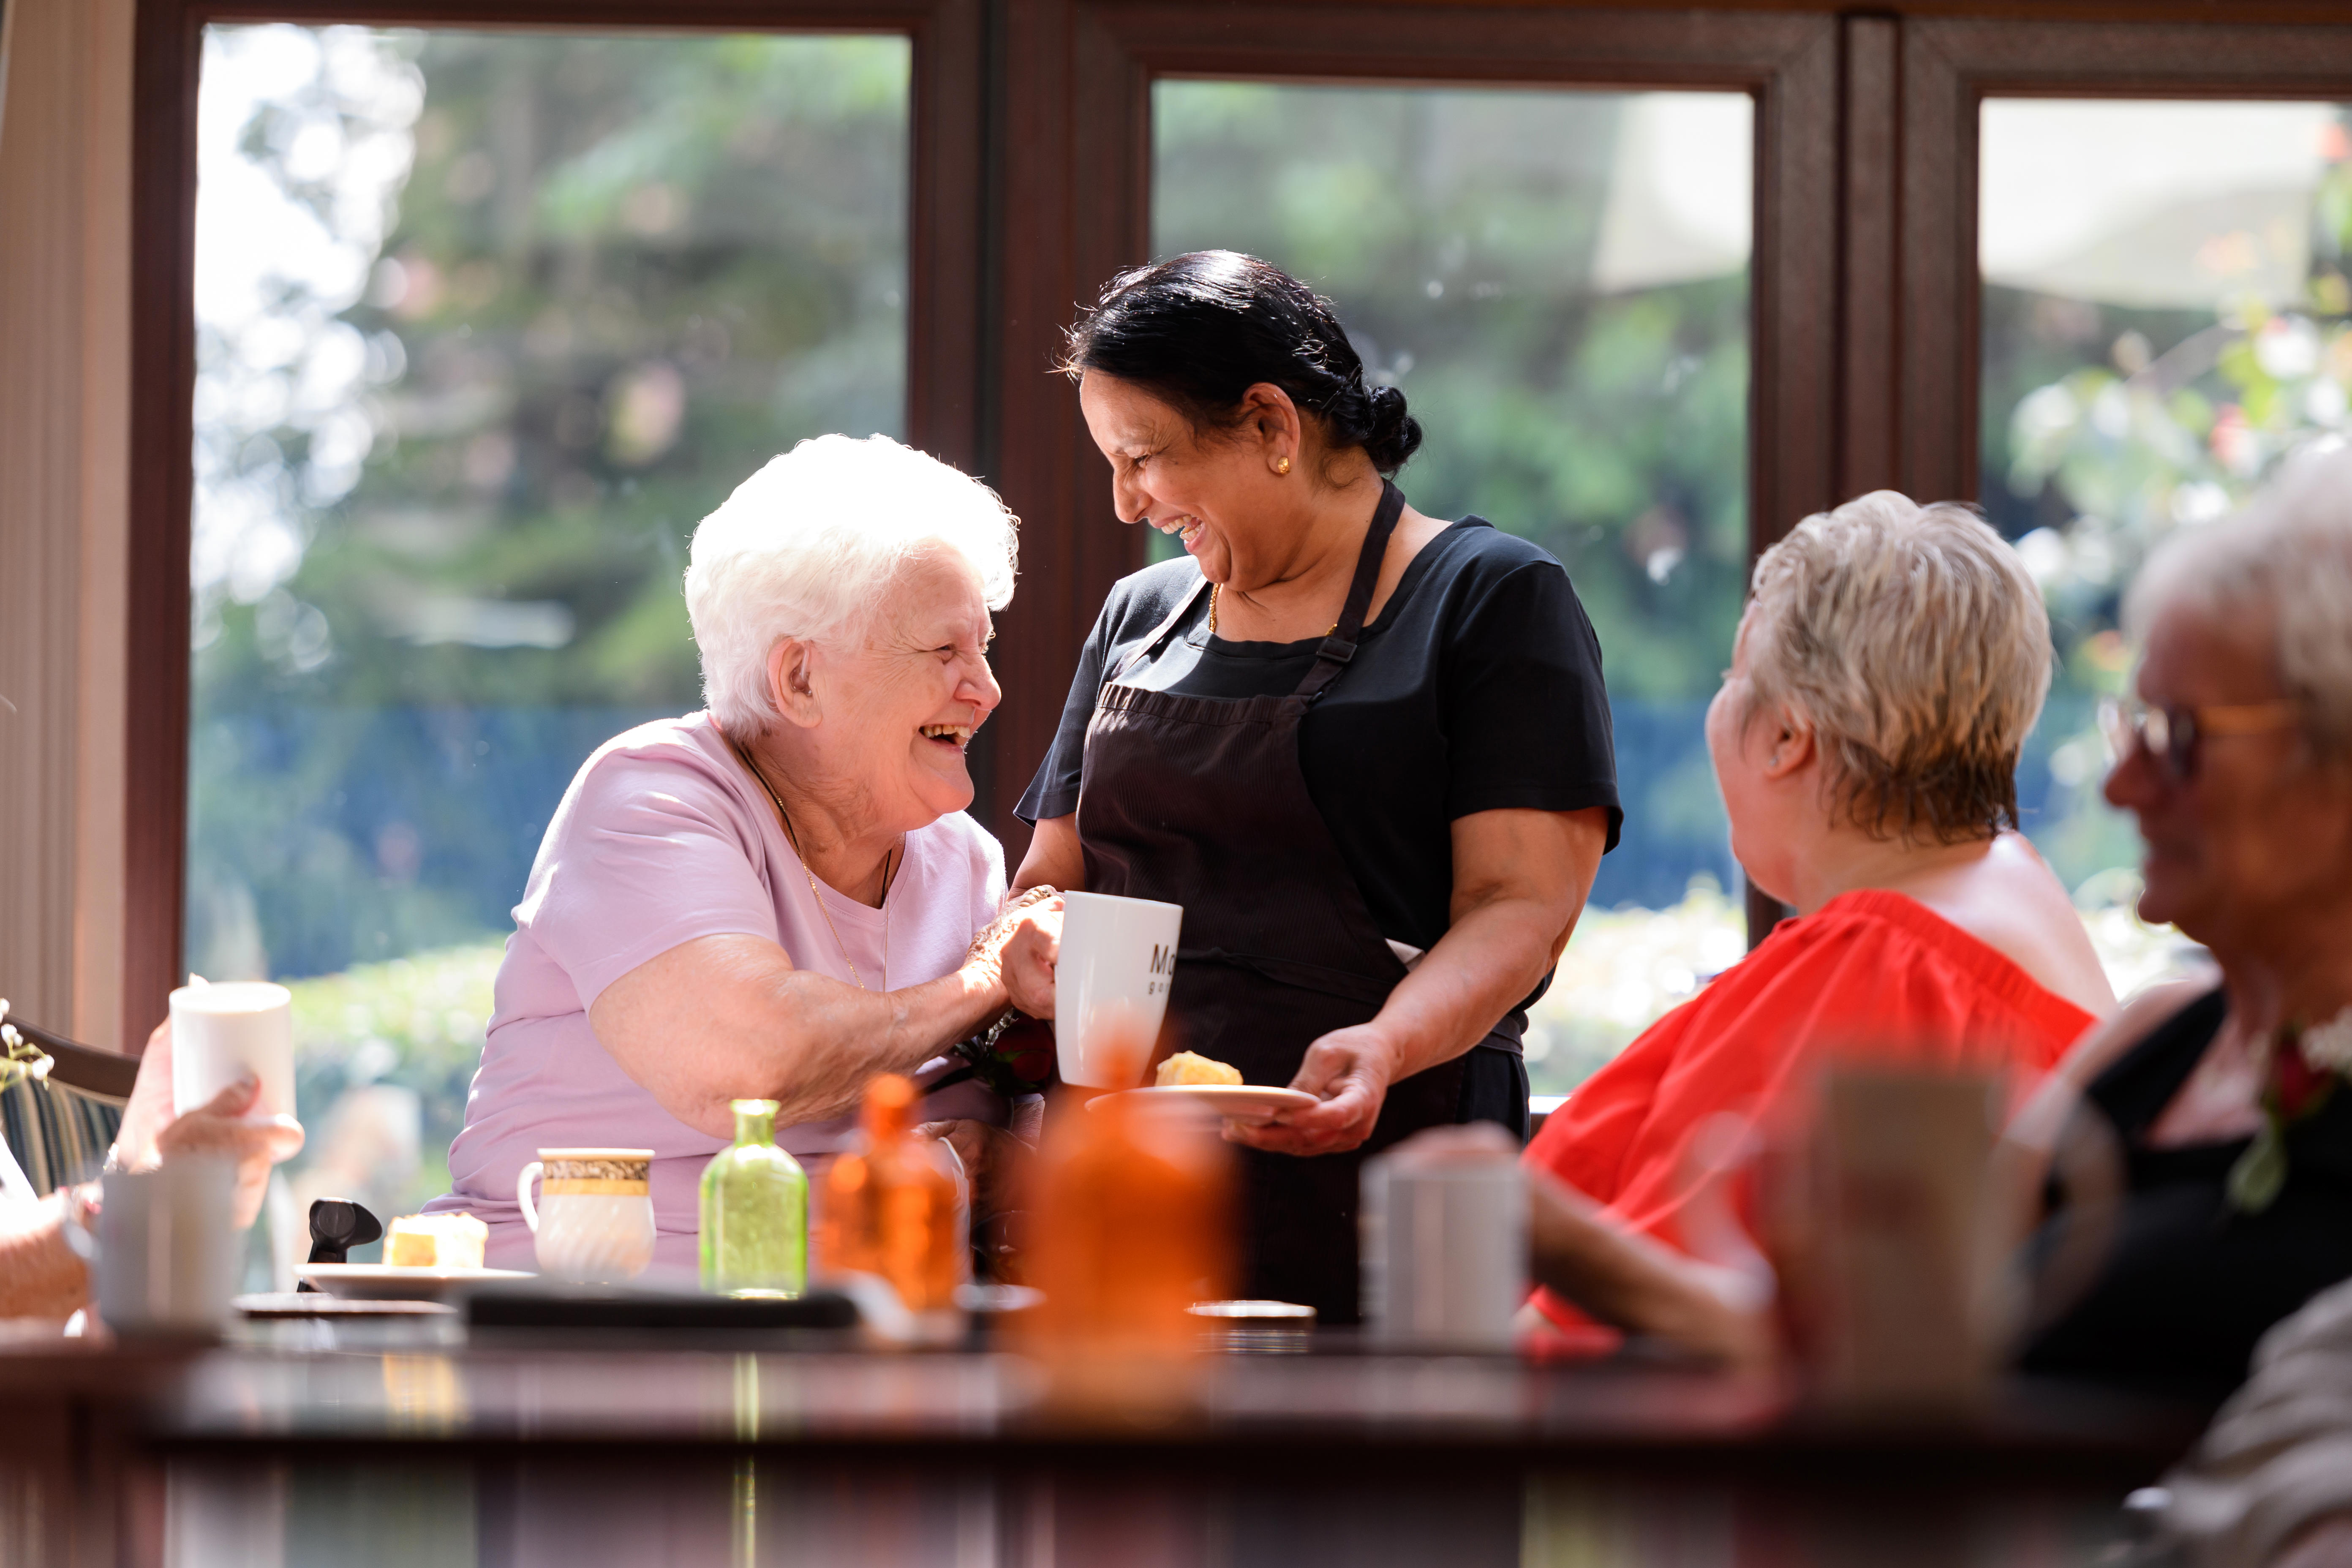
124,0,984,1037
121,0,2352,1037
1892,15,2352,504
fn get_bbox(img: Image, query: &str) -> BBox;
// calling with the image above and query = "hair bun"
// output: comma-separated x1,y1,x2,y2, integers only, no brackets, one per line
1361,384,1423,476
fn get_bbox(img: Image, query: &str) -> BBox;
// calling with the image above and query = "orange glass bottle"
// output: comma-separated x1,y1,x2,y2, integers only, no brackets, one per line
1019,1086,1234,1387
818,1074,964,1312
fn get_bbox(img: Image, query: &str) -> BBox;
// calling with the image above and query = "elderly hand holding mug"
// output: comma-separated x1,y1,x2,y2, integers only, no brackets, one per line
424,436,1056,1271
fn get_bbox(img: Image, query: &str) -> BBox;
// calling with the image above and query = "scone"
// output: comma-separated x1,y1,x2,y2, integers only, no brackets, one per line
385,1212,489,1269
1156,1051,1244,1087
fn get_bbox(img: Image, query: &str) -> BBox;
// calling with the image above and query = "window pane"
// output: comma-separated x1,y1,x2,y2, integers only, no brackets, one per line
1979,100,2351,986
188,25,911,1243
1152,83,1752,1092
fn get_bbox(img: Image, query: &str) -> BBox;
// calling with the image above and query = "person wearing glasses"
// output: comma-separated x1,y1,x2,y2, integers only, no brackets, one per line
2010,443,2352,1397
1519,488,2115,1353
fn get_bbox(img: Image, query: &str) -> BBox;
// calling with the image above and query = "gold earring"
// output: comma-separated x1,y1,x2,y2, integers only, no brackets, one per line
1277,457,1292,475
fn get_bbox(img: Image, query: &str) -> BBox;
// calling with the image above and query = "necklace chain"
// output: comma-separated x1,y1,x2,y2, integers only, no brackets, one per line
1208,583,1338,639
729,738,891,992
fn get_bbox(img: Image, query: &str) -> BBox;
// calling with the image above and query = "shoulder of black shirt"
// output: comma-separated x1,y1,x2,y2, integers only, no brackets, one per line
1097,516,1568,641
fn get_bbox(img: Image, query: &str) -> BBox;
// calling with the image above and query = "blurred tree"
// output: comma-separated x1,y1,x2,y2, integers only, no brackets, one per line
1979,119,2352,894
188,28,911,980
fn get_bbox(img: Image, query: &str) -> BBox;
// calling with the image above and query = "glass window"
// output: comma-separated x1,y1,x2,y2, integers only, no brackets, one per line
1152,83,1753,1093
1980,99,2352,990
189,25,911,1247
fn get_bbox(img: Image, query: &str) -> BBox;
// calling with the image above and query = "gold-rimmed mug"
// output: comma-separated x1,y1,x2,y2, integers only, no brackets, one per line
516,1147,656,1283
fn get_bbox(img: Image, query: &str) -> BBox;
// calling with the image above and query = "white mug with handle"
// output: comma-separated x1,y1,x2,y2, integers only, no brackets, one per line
516,1148,656,1283
1054,890,1184,1088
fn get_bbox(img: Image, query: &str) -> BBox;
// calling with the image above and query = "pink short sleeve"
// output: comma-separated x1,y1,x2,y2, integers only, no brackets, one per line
516,723,780,1011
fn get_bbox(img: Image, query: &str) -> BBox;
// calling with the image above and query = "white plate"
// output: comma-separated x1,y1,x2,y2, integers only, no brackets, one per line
297,1263,534,1301
1089,1084,1321,1124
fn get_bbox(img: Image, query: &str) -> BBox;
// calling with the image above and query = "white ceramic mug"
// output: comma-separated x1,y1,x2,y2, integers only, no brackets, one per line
169,981,295,1119
1360,1148,1527,1350
1053,890,1184,1089
98,1157,239,1337
516,1148,656,1283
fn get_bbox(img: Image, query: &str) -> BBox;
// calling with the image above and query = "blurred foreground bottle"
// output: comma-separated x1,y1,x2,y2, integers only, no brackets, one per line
1018,1075,1234,1410
818,1075,964,1313
700,1099,808,1297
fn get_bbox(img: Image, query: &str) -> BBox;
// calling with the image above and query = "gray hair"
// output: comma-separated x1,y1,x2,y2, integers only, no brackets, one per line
1744,490,2052,843
683,435,1019,738
2126,442,2352,759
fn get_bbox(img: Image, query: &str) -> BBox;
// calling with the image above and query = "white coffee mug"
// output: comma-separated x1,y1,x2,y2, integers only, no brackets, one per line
1054,890,1184,1089
517,1148,656,1283
98,1157,239,1337
1360,1150,1527,1350
170,981,295,1119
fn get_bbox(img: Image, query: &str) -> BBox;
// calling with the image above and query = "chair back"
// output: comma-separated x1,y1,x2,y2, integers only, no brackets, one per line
0,1018,131,1196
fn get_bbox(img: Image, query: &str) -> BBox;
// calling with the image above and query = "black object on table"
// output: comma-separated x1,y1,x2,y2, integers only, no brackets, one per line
464,1281,859,1332
295,1198,384,1291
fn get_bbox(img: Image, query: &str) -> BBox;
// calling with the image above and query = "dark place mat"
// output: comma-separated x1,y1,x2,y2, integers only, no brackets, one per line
234,1293,458,1318
465,1284,860,1332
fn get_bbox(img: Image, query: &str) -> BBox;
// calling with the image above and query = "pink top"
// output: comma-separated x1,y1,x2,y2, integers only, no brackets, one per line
426,711,1006,1271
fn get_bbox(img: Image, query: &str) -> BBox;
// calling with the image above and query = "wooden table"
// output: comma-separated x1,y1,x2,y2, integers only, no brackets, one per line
0,1319,2205,1568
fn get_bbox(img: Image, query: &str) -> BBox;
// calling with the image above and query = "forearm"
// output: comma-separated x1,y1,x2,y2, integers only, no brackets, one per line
749,963,1007,1127
1369,896,1565,1078
593,935,1009,1138
1527,1172,1767,1366
0,1191,90,1320
1013,814,1085,895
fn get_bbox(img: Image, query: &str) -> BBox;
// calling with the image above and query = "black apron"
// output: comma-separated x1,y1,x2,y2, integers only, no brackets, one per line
1075,481,1471,1322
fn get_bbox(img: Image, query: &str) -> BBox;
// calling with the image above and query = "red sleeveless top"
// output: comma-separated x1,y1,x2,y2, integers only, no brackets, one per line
1522,888,2096,1333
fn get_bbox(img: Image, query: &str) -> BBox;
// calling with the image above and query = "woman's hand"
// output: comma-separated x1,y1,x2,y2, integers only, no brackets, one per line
108,1019,180,1173
111,1021,305,1228
153,1073,305,1229
970,891,1060,1018
1230,1023,1401,1157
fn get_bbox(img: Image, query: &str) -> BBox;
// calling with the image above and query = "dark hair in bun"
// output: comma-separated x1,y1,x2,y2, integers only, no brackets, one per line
1061,250,1423,477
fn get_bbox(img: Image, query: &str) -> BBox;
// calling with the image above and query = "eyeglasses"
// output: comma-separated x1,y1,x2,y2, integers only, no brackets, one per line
2097,696,2304,782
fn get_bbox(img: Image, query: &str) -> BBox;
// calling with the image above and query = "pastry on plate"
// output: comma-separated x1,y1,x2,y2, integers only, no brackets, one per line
385,1212,488,1269
1155,1051,1243,1088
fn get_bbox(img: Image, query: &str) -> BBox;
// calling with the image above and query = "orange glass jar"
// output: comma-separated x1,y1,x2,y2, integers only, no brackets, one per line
1020,1088,1233,1372
817,1075,964,1312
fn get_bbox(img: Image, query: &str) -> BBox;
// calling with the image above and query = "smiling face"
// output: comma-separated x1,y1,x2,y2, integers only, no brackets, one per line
1077,372,1301,588
2104,599,2351,953
788,546,1001,833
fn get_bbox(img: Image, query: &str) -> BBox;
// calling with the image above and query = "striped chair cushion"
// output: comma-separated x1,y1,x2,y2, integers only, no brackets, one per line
0,1074,125,1197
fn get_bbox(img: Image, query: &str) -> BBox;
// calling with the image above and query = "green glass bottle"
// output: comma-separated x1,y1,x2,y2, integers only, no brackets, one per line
700,1099,808,1297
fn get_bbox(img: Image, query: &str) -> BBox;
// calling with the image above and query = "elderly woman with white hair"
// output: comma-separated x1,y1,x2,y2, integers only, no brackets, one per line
1517,490,2114,1355
427,436,1056,1271
2007,443,2352,1398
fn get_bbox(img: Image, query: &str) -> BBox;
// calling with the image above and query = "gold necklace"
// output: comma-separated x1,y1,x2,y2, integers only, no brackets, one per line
1208,583,1337,639
728,739,893,991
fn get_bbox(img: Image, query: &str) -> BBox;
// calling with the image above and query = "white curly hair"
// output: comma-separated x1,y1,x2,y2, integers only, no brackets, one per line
684,435,1019,738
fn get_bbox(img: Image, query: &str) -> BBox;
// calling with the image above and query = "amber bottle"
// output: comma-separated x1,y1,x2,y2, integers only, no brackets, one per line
817,1074,964,1312
1018,1085,1233,1396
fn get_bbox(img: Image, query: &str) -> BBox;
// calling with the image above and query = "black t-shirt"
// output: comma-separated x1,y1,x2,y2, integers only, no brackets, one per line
2022,988,2352,1399
1016,517,1622,961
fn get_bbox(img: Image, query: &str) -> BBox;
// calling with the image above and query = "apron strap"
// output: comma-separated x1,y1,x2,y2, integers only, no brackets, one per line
1106,479,1407,693
1107,574,1211,684
1293,479,1407,703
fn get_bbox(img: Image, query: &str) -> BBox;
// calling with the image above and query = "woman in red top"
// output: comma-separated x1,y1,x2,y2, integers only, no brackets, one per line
1520,490,2114,1351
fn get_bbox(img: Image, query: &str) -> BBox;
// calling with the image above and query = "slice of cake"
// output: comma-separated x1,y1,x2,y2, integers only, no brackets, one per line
1156,1051,1244,1087
385,1212,488,1269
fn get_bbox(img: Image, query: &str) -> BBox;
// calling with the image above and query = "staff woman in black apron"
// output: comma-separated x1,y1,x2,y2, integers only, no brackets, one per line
1014,252,1621,1320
